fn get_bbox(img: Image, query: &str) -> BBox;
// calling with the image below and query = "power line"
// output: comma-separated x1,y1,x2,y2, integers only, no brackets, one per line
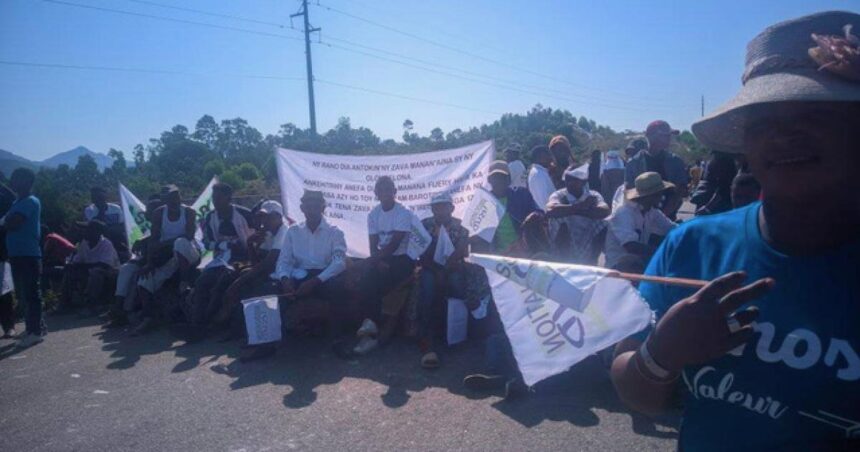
40,0,303,42
0,59,493,116
315,78,501,115
313,1,672,102
119,0,286,28
0,60,305,81
317,41,664,112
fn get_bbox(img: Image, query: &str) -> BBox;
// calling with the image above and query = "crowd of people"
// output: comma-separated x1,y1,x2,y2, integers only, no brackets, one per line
0,10,857,450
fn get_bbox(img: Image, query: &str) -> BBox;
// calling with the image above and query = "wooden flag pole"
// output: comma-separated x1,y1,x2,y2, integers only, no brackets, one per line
608,271,709,289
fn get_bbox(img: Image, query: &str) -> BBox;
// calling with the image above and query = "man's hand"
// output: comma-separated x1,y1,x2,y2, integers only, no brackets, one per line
646,272,774,372
140,264,156,277
280,277,295,298
295,277,321,298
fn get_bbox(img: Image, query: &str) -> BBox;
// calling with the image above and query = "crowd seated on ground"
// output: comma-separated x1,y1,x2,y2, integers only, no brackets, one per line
22,127,761,400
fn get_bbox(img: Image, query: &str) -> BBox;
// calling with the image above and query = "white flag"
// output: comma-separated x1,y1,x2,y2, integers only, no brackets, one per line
469,253,652,386
119,183,148,247
462,187,505,243
433,225,455,266
242,296,282,345
192,176,219,268
406,214,432,261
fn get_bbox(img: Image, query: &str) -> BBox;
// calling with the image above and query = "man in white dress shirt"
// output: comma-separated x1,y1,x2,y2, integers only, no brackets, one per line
241,191,349,361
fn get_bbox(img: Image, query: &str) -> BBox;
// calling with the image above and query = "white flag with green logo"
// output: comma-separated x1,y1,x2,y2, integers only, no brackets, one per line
469,253,652,386
192,176,218,268
119,183,149,247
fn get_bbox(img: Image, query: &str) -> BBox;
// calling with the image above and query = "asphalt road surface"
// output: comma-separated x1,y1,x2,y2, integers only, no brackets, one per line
0,312,680,452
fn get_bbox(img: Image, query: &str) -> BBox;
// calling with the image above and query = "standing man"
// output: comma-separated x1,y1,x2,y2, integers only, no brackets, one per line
545,165,610,265
1,169,45,347
625,121,689,219
611,11,860,450
526,145,557,211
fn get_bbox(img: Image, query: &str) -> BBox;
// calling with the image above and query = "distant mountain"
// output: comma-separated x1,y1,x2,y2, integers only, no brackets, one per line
0,146,113,176
0,149,38,177
39,146,112,170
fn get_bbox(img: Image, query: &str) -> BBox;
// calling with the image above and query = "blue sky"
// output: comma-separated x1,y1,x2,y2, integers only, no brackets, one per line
0,0,852,160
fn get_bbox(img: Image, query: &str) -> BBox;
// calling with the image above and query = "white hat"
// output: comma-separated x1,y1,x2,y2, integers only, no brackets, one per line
563,163,589,181
258,200,284,216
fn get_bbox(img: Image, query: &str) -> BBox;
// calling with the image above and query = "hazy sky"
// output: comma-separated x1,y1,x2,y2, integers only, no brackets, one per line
0,0,851,160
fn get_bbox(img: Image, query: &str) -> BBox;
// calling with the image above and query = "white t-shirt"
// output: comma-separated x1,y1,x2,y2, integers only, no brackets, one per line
527,164,556,211
508,160,528,188
84,203,124,225
367,202,413,256
604,201,676,269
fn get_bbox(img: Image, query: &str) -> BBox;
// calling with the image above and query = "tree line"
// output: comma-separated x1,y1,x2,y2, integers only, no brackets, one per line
17,104,708,233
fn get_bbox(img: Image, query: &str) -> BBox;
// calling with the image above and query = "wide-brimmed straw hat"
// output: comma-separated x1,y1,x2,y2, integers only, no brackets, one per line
692,11,860,153
626,172,674,200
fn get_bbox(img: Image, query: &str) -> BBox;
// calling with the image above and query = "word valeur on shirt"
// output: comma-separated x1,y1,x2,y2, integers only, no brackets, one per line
683,366,789,420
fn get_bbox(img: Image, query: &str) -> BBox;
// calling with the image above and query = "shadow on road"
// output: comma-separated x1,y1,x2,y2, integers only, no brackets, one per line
79,315,678,439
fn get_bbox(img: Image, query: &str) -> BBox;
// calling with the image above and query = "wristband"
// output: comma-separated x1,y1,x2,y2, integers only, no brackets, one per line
638,341,677,382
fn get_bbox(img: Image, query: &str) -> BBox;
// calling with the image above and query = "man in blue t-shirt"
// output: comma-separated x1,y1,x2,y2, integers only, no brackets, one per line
1,168,46,347
611,11,860,451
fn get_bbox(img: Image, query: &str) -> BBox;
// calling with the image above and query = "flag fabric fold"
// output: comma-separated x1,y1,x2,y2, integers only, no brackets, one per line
469,253,653,386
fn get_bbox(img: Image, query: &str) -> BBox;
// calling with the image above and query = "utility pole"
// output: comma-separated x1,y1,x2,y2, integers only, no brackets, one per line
701,95,705,117
292,0,320,137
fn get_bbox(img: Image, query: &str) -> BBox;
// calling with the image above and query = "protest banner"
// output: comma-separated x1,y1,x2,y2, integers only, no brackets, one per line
470,253,652,386
276,141,494,257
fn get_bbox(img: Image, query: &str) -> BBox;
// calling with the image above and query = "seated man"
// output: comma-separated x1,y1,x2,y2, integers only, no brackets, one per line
242,191,348,361
212,200,286,329
60,220,120,315
185,182,253,340
133,185,199,335
416,193,489,369
84,187,128,261
469,161,538,255
604,172,677,270
108,196,162,326
354,176,418,355
545,164,611,265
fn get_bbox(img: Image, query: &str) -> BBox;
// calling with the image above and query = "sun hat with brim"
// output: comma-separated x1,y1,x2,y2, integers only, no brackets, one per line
626,172,675,200
692,11,860,153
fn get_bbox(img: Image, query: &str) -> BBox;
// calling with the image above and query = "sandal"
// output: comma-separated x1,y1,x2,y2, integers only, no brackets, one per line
421,351,440,369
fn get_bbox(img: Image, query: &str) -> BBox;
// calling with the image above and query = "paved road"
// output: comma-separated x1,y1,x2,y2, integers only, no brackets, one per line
0,313,679,452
